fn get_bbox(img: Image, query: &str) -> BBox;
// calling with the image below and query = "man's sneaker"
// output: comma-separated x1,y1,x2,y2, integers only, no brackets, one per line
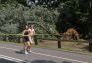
29,50,32,53
24,51,29,54
27,50,32,53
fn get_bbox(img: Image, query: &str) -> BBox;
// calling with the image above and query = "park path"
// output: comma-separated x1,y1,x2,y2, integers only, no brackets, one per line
0,42,91,63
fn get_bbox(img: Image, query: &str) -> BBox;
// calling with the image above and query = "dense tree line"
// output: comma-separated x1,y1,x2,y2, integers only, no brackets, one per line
0,0,92,39
0,0,58,34
56,0,92,39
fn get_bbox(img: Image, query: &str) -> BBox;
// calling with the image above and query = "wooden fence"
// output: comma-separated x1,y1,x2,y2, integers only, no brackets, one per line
0,34,92,52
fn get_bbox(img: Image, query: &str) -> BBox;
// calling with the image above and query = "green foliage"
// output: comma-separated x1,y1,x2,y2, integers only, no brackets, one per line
0,0,92,39
0,2,59,34
1,23,18,33
56,0,92,39
0,3,26,33
26,5,59,34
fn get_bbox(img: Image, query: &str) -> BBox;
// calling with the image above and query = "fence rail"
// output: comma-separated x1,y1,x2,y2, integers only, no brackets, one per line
0,34,92,52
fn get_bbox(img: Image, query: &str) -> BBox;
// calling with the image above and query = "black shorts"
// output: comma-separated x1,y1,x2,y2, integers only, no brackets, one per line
23,37,29,42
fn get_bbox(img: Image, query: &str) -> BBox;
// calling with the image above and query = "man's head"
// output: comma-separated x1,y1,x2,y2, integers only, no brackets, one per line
29,24,34,29
25,25,29,29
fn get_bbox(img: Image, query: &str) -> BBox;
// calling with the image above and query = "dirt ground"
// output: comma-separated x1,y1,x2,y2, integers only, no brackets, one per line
37,40,89,52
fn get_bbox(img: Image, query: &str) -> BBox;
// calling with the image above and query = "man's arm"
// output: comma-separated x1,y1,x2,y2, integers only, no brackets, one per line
22,30,25,36
33,29,35,35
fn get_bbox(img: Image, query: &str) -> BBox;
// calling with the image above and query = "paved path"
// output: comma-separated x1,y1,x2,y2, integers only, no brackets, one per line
0,42,91,63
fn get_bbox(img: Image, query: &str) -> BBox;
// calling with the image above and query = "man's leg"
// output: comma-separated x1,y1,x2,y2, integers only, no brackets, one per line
27,41,32,53
24,42,29,54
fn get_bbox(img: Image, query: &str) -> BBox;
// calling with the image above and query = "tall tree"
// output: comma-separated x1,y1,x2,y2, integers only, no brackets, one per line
55,0,92,39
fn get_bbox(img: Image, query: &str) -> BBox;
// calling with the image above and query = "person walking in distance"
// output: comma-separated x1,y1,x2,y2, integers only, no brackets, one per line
22,25,30,54
28,24,35,53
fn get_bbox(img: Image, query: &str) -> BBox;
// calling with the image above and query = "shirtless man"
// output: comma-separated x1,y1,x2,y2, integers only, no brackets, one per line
28,25,35,53
22,25,30,54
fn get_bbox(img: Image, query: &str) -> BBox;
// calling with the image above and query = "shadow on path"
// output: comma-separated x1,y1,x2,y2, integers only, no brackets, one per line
62,61,72,63
0,58,72,63
22,60,56,63
22,60,72,63
31,60,56,63
0,58,17,63
15,50,24,55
